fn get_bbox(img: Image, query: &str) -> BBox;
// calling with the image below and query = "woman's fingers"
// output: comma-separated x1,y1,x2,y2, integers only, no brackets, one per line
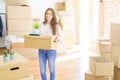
54,36,59,42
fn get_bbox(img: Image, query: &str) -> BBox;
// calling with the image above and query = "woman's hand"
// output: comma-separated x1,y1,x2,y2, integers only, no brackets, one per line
54,36,59,42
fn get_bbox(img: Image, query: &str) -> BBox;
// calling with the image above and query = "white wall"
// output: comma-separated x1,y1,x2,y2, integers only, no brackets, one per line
28,0,64,22
0,0,6,13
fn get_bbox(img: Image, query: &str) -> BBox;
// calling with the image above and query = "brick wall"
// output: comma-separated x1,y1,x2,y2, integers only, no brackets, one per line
99,0,120,39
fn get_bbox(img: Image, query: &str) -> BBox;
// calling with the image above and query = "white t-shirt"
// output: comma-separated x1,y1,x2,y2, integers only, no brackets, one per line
39,22,63,42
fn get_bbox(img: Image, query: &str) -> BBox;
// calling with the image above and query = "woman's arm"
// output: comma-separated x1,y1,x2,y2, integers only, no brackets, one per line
56,24,63,43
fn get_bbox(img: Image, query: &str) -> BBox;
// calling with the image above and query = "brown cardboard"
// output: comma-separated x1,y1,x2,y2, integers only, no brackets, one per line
98,41,111,53
17,74,34,80
97,40,112,60
85,71,113,80
7,19,33,31
8,31,32,37
24,35,58,50
89,57,114,76
111,44,120,68
0,53,30,80
6,0,28,6
11,42,24,49
55,2,66,11
114,66,120,80
12,48,38,59
8,41,38,59
110,23,120,44
100,52,112,61
7,5,32,19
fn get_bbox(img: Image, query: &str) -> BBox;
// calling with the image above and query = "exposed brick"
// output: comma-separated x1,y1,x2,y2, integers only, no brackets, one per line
99,1,120,38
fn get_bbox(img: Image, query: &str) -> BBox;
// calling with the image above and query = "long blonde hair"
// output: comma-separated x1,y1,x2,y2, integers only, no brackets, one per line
43,8,57,35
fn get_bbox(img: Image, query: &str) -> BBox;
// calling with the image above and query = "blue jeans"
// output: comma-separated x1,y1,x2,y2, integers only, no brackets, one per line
38,49,56,80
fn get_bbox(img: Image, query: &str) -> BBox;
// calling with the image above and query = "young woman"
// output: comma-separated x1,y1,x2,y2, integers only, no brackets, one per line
38,8,63,80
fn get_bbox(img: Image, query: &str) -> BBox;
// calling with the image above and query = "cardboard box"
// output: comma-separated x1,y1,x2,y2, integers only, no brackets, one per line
10,42,38,59
114,66,120,80
98,41,111,53
24,35,58,49
100,52,112,61
8,31,32,37
11,42,24,49
7,5,32,19
111,44,120,68
89,56,114,76
12,48,38,59
0,53,30,80
6,0,28,6
17,74,34,80
7,19,33,31
97,40,112,61
85,71,113,80
55,2,66,11
110,23,120,44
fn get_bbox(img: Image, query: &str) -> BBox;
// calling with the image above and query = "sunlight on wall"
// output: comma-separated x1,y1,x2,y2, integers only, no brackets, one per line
80,0,90,50
80,0,99,50
91,0,99,42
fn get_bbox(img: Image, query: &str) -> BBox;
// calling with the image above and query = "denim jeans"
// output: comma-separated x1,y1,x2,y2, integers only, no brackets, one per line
38,49,56,80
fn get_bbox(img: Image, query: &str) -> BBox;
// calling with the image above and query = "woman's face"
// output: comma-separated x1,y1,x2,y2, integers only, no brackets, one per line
45,10,53,22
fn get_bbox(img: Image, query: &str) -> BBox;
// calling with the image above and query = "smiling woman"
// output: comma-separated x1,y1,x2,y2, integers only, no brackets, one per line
38,8,63,80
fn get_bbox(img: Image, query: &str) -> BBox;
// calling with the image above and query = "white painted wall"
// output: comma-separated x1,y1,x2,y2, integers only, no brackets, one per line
0,0,6,13
28,0,64,21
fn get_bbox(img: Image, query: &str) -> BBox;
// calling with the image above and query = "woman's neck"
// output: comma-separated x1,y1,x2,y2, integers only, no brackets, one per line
46,21,51,24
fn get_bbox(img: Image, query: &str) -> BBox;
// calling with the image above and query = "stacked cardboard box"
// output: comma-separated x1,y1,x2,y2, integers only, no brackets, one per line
89,57,114,76
97,40,112,60
5,1,34,80
110,23,120,80
6,3,33,37
114,67,120,80
85,56,114,80
85,71,113,80
110,23,120,68
55,2,66,11
110,24,120,44
111,44,120,68
0,53,31,80
5,0,28,6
